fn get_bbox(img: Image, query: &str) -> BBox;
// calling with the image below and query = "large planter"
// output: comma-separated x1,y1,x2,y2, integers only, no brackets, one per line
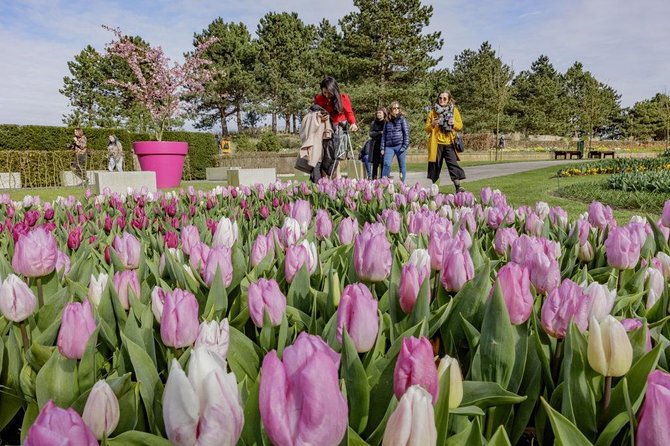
132,141,188,189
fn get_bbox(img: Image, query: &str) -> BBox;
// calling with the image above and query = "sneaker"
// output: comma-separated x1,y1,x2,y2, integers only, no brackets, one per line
456,187,465,193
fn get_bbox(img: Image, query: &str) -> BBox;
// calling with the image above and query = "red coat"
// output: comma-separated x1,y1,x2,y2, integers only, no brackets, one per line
314,93,357,126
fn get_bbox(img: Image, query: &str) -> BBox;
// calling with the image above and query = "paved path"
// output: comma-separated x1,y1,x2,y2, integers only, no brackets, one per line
403,159,586,188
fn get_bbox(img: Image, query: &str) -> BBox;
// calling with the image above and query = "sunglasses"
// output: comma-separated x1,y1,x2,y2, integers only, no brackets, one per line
391,106,400,110
438,96,449,101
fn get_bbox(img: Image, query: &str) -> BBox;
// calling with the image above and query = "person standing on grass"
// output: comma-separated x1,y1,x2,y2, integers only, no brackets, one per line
71,127,89,187
425,90,465,192
369,107,386,179
381,101,409,183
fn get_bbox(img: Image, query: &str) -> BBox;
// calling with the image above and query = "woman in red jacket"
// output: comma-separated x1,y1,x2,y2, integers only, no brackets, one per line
314,76,358,178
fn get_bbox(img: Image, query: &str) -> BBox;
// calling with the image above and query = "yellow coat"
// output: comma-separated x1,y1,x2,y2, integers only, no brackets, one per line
424,107,463,162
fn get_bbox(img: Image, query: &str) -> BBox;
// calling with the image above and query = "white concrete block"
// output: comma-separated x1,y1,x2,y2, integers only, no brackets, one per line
0,172,21,189
94,171,157,195
206,166,240,181
227,168,277,187
61,170,106,187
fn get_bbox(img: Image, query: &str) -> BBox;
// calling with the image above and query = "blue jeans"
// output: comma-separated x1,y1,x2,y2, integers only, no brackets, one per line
382,145,406,182
361,154,372,179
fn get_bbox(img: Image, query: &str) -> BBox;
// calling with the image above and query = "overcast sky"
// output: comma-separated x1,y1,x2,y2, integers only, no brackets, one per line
1,0,668,127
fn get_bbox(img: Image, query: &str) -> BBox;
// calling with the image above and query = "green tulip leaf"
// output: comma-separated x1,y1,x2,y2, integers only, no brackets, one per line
35,349,79,408
478,282,515,388
20,402,39,444
240,377,263,446
342,330,370,433
204,265,228,317
106,430,172,445
460,381,526,409
594,412,629,446
488,425,513,446
227,325,261,381
540,397,594,446
446,417,484,446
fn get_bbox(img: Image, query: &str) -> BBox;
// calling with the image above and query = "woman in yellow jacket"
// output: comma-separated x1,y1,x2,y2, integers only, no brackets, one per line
425,90,465,192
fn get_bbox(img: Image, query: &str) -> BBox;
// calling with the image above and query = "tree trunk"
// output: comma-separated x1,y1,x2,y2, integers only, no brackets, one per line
220,108,229,136
285,114,290,134
292,114,297,134
236,101,243,130
272,112,277,134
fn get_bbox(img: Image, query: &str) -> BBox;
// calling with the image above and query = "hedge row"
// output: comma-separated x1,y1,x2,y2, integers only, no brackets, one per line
0,125,217,185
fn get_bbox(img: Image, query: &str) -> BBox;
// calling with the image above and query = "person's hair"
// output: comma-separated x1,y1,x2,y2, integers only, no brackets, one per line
74,127,83,135
376,107,387,120
320,76,343,114
436,90,455,106
388,101,403,119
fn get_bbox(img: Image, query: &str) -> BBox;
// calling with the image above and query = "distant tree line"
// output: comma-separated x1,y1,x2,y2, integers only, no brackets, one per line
61,0,670,145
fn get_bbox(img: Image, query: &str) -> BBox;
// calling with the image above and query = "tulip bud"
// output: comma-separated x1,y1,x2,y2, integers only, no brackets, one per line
188,242,210,275
337,217,359,245
354,223,392,282
250,233,274,268
315,209,333,240
587,316,633,377
494,227,519,256
203,246,234,288
82,380,120,440
212,217,239,248
441,244,474,292
151,286,167,322
12,226,58,277
248,278,287,327
336,283,379,352
582,281,615,322
180,224,201,256
604,227,641,270
645,267,665,310
87,273,108,307
195,319,230,363
67,226,82,250
494,262,533,325
382,385,437,446
437,355,463,409
57,300,96,360
588,201,614,230
394,336,439,404
289,199,311,233
0,274,37,322
541,279,590,339
112,270,140,310
112,232,141,270
25,400,98,446
160,289,199,348
637,370,670,446
280,217,302,246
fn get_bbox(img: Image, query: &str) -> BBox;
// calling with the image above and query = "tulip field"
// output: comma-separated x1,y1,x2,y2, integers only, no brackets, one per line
1,179,670,445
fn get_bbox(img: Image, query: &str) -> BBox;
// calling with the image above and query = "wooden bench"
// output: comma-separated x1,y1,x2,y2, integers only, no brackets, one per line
588,151,615,159
554,150,583,160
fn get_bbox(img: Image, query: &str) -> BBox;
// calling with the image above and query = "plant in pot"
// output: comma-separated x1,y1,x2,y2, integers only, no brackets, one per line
102,25,216,188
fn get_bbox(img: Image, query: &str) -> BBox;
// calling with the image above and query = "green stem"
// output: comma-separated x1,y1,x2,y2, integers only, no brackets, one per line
36,277,44,308
599,375,613,430
20,322,30,353
616,269,623,293
551,339,563,384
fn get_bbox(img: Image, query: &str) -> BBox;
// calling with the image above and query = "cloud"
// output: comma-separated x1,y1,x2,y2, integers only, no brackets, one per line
0,0,668,126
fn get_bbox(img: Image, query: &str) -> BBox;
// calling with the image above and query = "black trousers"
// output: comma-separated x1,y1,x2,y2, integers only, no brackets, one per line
427,144,465,184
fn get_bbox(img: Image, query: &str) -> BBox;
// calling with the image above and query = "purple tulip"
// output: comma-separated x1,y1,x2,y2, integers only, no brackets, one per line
527,251,560,294
604,227,641,270
280,217,302,247
637,370,670,446
541,279,590,338
181,225,200,255
525,213,544,237
315,209,333,240
394,336,439,404
112,232,141,270
248,278,287,327
164,231,179,249
195,319,230,363
495,262,533,325
0,274,37,322
112,270,140,310
160,288,200,348
588,201,615,230
289,199,312,233
661,200,670,228
336,283,379,352
188,242,210,276
24,209,40,227
621,318,652,352
337,217,359,245
259,332,348,446
284,241,317,283
67,226,82,250
549,206,568,229
441,243,474,292
494,227,519,256
12,226,58,277
203,246,234,288
25,400,98,446
381,209,401,234
354,223,392,282
250,233,274,268
57,300,96,359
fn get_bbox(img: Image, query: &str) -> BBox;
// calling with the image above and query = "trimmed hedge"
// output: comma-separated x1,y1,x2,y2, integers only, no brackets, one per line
0,125,217,186
555,180,667,213
608,171,670,193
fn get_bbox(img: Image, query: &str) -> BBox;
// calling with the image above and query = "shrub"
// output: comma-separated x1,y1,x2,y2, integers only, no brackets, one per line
256,132,281,152
463,133,494,152
230,134,256,152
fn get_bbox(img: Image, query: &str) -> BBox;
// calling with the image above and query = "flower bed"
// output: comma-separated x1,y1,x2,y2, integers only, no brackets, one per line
1,180,669,445
556,157,670,177
608,171,670,193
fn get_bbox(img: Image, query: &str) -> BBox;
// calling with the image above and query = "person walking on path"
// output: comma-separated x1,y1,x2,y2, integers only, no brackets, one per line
71,127,89,187
369,107,386,179
425,90,465,192
107,134,124,172
381,101,409,182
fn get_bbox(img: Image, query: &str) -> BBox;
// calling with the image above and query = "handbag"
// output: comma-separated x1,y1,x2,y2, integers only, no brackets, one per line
294,156,313,174
454,133,464,153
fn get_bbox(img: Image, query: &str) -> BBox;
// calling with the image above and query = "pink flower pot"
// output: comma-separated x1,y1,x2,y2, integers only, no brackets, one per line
132,141,188,189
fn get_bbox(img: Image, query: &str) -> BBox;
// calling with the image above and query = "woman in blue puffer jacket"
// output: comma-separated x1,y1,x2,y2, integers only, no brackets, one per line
381,101,409,182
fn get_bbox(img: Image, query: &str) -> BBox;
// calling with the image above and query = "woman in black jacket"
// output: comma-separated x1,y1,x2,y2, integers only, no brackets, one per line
369,107,386,179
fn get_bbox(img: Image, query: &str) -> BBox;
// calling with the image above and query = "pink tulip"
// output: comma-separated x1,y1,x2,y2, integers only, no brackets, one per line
394,336,439,404
381,209,401,234
25,400,97,446
280,217,302,246
164,231,179,249
661,200,670,228
248,278,287,327
0,274,37,322
250,233,274,268
336,283,379,352
441,244,474,292
315,209,333,239
203,246,234,288
289,199,312,233
188,242,210,276
112,232,141,269
337,217,359,245
354,223,392,282
284,241,317,283
494,227,519,256
112,270,140,310
541,279,590,338
56,249,71,275
525,213,544,236
588,201,615,230
604,227,641,270
57,300,96,359
12,226,58,277
67,226,82,250
527,251,560,294
160,288,200,348
621,318,652,352
495,262,533,325
195,319,230,363
259,332,348,446
637,370,670,446
549,206,568,229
